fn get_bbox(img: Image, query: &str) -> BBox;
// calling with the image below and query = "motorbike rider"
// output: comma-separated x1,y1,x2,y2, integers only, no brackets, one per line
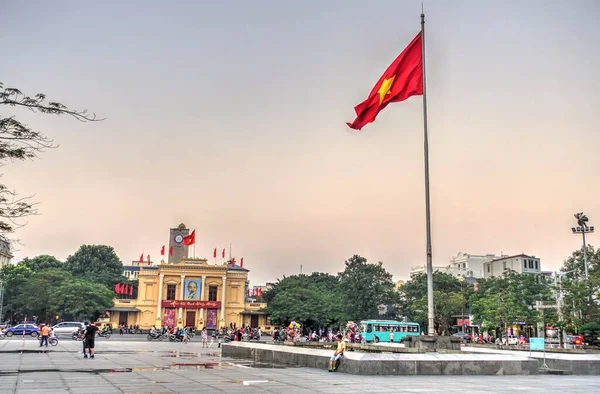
150,325,159,338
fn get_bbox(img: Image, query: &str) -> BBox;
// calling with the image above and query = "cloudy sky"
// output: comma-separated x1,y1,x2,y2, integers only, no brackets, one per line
3,0,599,285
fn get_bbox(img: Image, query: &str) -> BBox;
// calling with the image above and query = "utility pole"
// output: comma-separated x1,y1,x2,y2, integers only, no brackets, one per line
572,213,594,279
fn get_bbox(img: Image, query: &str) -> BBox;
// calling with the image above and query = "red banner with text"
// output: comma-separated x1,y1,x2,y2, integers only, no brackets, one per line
161,300,221,309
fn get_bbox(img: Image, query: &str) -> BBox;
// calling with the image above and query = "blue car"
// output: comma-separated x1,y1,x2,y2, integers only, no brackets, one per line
4,324,40,337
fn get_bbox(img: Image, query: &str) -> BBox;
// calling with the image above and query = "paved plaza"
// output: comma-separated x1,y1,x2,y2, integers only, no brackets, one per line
0,338,598,393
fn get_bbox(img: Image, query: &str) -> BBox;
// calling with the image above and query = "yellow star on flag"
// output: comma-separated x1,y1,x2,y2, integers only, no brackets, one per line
377,75,396,104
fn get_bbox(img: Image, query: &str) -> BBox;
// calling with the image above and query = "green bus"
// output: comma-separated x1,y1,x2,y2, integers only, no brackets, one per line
359,320,421,343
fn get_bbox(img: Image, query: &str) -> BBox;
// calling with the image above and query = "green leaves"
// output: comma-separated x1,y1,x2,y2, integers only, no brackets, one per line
64,245,124,287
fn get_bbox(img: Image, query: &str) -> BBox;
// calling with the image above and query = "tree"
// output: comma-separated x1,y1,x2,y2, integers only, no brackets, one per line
0,263,33,323
400,272,469,334
264,273,344,330
470,270,552,338
20,268,73,323
337,255,398,322
48,278,114,322
64,245,125,287
0,82,100,240
559,245,600,326
19,255,63,272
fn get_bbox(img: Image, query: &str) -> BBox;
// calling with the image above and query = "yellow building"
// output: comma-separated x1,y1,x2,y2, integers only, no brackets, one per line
109,258,270,331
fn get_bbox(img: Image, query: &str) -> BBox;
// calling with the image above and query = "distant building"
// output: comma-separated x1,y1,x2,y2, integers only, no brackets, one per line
483,254,542,278
449,252,501,278
0,237,13,269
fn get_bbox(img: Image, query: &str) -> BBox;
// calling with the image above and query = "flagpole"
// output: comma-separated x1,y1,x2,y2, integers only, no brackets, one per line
421,11,435,336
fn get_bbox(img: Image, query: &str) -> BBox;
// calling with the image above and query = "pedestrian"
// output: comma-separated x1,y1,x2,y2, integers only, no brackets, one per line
201,327,208,348
81,322,89,355
119,324,123,336
389,329,395,343
39,324,51,347
84,322,98,359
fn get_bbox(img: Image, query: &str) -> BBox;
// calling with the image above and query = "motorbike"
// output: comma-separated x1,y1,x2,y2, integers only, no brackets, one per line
248,331,261,341
168,333,189,343
97,330,112,339
72,331,85,341
39,336,58,346
147,332,165,341
222,333,236,343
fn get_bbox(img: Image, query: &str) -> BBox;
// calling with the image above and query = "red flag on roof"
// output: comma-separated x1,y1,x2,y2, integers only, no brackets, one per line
213,248,217,258
222,248,225,258
130,285,134,296
138,253,144,264
114,283,119,293
231,257,236,267
160,245,165,256
240,257,244,268
183,230,195,246
147,254,151,265
169,246,173,256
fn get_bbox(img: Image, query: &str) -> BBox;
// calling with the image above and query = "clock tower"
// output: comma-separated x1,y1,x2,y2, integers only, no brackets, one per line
168,223,190,263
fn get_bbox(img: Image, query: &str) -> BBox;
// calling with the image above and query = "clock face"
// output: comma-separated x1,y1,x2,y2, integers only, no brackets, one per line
174,234,184,244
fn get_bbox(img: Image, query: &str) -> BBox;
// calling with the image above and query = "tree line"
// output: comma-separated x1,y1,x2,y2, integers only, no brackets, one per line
0,245,132,324
264,248,600,344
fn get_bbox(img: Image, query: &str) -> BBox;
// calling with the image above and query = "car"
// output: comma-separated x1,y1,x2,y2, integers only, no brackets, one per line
51,322,85,336
565,335,584,345
506,335,519,345
4,324,40,337
451,332,472,343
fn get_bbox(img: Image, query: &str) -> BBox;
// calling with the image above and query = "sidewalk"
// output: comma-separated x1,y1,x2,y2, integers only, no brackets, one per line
0,338,598,393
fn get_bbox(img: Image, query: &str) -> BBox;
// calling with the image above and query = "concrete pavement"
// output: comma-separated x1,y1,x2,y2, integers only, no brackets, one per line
0,338,598,393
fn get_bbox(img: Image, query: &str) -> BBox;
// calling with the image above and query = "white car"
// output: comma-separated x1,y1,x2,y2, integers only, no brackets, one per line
51,322,85,336
506,335,519,345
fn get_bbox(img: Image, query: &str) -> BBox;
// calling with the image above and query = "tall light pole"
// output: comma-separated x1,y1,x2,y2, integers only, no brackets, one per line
572,213,594,279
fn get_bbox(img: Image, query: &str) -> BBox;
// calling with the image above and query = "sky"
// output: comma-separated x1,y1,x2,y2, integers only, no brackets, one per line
2,0,599,285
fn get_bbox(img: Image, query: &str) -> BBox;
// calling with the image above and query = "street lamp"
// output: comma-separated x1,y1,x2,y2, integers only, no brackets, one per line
572,213,594,279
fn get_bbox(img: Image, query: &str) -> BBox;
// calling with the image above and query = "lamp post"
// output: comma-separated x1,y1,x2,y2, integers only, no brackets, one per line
572,213,594,279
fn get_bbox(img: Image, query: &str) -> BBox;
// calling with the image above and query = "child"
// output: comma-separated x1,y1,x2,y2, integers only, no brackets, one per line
329,334,345,372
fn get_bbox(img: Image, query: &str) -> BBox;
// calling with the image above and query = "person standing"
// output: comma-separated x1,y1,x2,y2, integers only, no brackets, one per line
39,324,51,347
201,327,208,348
84,322,98,359
389,329,395,343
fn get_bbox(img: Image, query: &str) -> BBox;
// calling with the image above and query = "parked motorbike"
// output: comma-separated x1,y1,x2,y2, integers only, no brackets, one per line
222,334,235,343
248,331,261,341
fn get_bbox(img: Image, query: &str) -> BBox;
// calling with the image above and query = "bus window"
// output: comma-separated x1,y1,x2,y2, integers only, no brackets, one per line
367,324,373,333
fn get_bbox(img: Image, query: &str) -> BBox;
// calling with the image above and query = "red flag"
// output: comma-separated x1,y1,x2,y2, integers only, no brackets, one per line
240,257,244,268
222,248,225,258
138,253,144,264
183,230,195,246
160,245,165,256
125,284,129,294
130,285,133,296
347,32,423,130
258,288,263,298
231,257,236,267
169,246,173,256
147,254,151,265
213,248,217,258
114,283,119,293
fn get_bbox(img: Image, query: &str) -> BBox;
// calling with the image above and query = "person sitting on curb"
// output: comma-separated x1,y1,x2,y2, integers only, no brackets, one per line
329,333,345,372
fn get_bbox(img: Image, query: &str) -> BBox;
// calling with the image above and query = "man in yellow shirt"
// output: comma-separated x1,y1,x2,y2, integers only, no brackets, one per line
329,334,345,372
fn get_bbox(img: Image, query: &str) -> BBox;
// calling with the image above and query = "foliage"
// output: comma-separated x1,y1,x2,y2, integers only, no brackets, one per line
19,269,73,323
470,270,552,336
580,322,600,346
559,245,600,325
400,272,470,334
47,278,115,322
0,263,33,322
19,255,63,272
0,82,100,238
64,245,124,287
264,273,344,330
337,255,399,322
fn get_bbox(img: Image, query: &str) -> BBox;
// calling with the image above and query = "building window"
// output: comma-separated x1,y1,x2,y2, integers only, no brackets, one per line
535,260,538,270
524,260,527,269
487,264,490,273
529,260,533,269
208,285,218,301
166,284,176,300
503,262,506,270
